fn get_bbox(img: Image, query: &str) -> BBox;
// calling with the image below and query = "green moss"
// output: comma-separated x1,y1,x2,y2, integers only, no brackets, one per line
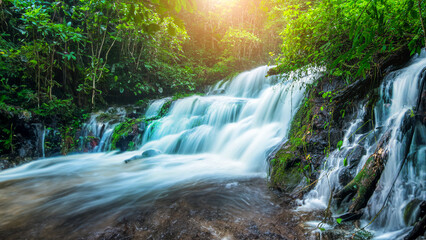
347,156,374,196
270,148,300,190
111,118,144,150
158,100,172,118
352,229,373,240
95,111,125,124
403,199,422,225
270,89,316,189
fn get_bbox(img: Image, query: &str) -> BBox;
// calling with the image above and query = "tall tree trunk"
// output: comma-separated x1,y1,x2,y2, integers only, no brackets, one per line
92,78,95,109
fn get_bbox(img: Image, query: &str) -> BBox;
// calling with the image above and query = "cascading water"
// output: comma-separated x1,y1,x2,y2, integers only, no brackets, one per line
0,66,315,238
79,107,127,152
362,52,426,239
144,97,171,119
298,51,426,238
140,67,308,165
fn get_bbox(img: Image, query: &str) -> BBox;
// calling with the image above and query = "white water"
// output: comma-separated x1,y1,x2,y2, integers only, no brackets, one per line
296,104,371,211
144,97,171,119
41,126,48,158
79,107,127,152
0,66,315,231
298,51,426,238
363,52,426,239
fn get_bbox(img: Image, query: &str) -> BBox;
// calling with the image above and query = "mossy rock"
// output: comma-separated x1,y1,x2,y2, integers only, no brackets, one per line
111,118,144,151
270,148,304,191
96,112,123,124
269,88,316,191
352,229,373,240
403,199,424,226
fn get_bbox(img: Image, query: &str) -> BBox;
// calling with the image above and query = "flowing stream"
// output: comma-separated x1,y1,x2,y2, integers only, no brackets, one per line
1,55,424,239
298,51,426,239
0,66,313,239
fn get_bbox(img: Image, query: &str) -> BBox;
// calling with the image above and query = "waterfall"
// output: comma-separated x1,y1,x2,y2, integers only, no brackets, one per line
79,107,127,152
144,97,171,119
41,126,47,158
0,66,315,233
298,51,426,238
362,52,426,239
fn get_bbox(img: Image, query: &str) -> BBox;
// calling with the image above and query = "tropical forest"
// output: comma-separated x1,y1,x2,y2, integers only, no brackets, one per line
0,0,425,239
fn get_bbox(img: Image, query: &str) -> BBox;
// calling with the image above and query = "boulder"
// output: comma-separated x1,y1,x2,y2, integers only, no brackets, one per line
124,149,162,163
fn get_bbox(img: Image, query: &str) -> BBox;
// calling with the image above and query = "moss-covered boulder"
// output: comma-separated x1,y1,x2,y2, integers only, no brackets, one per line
269,146,304,191
111,118,145,152
404,199,424,226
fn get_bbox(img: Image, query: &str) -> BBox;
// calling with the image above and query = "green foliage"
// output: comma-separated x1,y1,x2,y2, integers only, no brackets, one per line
178,0,279,84
221,27,262,60
270,0,426,79
0,0,202,112
0,123,14,154
270,90,316,188
110,118,143,150
337,140,343,150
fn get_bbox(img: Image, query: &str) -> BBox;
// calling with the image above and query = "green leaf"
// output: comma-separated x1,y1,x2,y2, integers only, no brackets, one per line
146,24,160,34
336,218,342,224
337,140,343,150
343,157,348,166
167,24,176,36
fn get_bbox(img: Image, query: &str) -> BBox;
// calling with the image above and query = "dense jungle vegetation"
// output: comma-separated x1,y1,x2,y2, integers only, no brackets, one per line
0,0,425,155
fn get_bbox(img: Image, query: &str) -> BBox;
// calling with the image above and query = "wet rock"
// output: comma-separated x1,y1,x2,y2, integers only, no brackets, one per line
338,167,352,187
115,135,134,152
329,129,344,148
115,123,143,152
269,147,305,192
307,133,328,152
318,229,347,240
142,149,161,158
312,111,328,131
17,139,35,158
404,210,426,240
124,149,162,163
0,157,14,170
346,145,366,169
415,67,426,123
94,227,131,240
334,130,392,213
404,199,425,226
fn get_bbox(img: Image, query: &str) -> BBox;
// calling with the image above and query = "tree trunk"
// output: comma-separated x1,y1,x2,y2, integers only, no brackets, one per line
92,77,96,109
334,130,391,212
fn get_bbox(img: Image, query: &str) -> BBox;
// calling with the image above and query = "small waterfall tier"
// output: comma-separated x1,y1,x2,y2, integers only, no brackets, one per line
0,66,316,231
298,51,426,239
